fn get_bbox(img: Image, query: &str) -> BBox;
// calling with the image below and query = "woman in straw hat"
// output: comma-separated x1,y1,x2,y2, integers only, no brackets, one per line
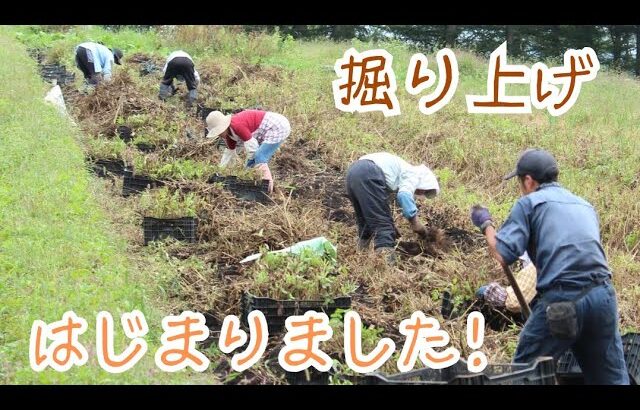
206,109,290,193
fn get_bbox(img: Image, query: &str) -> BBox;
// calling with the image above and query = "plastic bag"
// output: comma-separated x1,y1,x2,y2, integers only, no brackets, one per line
240,237,337,264
44,84,69,117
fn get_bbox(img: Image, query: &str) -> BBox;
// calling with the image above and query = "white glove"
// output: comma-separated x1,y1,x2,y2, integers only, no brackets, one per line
243,137,259,161
219,148,239,168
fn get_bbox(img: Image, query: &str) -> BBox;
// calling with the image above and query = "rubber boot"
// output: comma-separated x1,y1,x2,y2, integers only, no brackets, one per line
357,237,372,251
375,246,397,266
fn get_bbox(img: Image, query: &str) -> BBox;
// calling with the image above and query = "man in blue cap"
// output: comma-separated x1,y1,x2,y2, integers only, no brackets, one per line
470,148,628,384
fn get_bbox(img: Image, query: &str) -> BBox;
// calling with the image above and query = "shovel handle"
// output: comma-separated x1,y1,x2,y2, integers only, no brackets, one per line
501,264,531,319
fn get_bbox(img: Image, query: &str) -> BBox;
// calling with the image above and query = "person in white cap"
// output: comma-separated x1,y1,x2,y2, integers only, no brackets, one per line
206,109,290,193
159,50,200,107
345,152,440,265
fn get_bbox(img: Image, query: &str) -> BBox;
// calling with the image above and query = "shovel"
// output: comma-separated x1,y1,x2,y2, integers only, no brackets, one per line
501,263,531,319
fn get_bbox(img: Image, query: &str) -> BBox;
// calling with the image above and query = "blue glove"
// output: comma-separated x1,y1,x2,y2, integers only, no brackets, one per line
476,285,488,300
470,204,493,232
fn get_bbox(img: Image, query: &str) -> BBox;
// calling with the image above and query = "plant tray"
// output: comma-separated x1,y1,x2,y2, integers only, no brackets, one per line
556,332,640,385
362,357,556,385
208,174,270,203
143,217,197,245
240,291,351,334
122,169,164,197
89,158,127,177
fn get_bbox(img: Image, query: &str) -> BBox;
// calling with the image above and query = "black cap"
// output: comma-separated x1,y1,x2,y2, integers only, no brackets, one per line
504,148,559,182
112,48,123,65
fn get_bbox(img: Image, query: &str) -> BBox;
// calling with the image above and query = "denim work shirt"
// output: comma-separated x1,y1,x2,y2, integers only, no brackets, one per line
495,182,611,292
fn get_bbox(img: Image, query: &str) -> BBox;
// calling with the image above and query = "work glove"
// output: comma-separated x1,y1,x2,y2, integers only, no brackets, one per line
254,163,273,193
476,285,489,300
88,73,103,85
243,137,259,162
470,204,493,233
219,148,239,168
412,222,427,239
409,217,427,239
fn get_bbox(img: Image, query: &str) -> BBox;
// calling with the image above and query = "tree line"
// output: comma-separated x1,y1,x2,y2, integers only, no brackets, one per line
247,25,640,76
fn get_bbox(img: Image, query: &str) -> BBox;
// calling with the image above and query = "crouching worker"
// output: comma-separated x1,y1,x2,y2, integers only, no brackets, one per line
159,50,201,107
346,152,440,265
477,253,537,315
75,42,123,85
206,109,290,193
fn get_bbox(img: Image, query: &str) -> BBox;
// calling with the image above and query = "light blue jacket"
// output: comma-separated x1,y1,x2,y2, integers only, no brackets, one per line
76,42,115,79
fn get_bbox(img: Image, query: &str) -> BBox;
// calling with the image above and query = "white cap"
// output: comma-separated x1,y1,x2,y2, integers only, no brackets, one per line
413,165,440,194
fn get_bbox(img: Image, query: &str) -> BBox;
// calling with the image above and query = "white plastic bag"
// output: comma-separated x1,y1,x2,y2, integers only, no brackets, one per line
44,84,69,117
240,237,337,264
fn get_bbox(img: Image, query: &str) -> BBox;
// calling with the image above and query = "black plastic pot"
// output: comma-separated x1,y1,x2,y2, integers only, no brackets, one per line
556,332,640,385
240,291,352,334
89,158,127,178
143,217,197,245
134,142,157,153
139,61,160,76
122,169,164,197
362,357,556,385
28,48,45,64
196,104,244,121
117,126,133,143
39,64,75,85
208,173,270,203
285,368,331,385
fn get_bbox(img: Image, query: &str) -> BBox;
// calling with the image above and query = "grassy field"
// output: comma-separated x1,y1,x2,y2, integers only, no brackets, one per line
0,26,214,384
4,25,640,384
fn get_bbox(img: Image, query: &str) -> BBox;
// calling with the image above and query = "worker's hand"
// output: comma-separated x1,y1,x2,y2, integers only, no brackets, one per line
470,204,493,233
244,137,259,161
410,219,427,239
255,163,273,193
476,285,488,300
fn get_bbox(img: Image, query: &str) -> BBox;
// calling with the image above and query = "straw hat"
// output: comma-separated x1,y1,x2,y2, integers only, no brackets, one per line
205,111,231,138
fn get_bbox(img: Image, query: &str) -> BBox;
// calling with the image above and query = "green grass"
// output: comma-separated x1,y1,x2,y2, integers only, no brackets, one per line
0,27,213,384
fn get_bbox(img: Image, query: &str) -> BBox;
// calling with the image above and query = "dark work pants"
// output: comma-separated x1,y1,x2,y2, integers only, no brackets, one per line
346,159,396,249
162,57,197,91
514,279,629,384
75,46,101,85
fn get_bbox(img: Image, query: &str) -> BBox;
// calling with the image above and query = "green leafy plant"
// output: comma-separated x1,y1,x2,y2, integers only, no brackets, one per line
126,113,149,128
210,163,262,182
248,247,357,300
151,159,216,181
85,137,127,160
139,187,199,219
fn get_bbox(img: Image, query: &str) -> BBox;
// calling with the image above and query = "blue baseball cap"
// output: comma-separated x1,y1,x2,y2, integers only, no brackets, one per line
504,148,559,182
